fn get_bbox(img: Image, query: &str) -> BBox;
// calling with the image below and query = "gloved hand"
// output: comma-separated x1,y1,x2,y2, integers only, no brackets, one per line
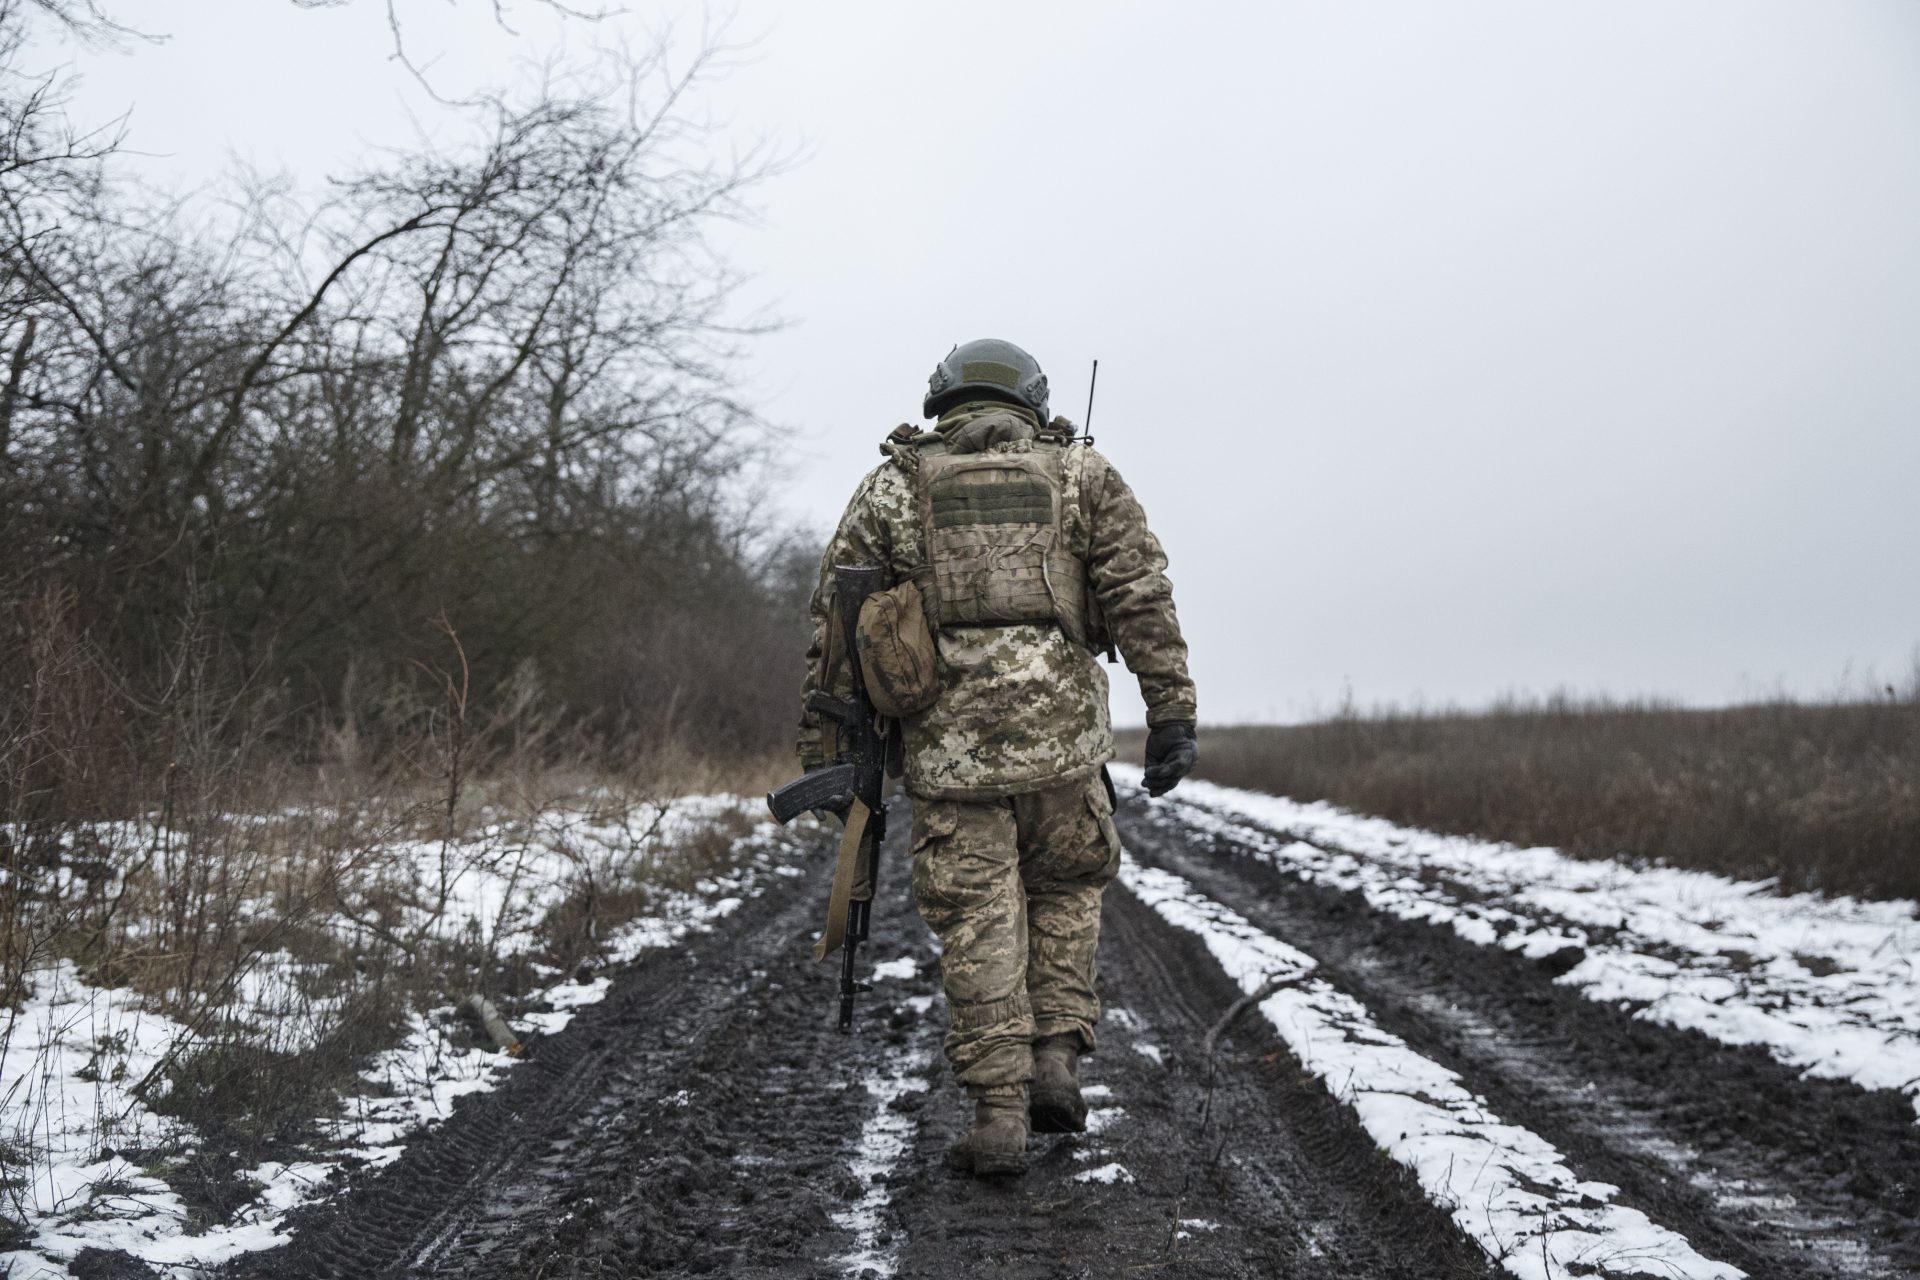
1142,722,1197,797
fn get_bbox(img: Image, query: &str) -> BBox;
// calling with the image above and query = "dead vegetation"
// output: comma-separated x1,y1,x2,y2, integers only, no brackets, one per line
1135,680,1920,901
0,2,816,1242
0,620,788,1229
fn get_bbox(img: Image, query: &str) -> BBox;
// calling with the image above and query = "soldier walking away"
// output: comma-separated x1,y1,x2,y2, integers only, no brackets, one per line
796,338,1198,1176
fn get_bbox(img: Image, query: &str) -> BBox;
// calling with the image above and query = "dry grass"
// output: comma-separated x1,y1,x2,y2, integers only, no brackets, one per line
0,589,794,1233
1127,684,1920,901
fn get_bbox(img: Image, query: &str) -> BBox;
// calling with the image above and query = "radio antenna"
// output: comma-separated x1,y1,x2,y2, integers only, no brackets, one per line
1082,359,1099,442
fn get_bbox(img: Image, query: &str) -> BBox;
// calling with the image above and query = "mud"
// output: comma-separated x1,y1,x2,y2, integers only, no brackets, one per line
1120,796,1920,1279
202,795,1917,1280
881,881,1501,1280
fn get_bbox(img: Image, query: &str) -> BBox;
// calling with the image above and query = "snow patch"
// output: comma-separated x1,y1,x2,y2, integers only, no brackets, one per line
0,796,796,1279
1072,1161,1134,1185
1121,854,1744,1280
1120,766,1920,1118
830,1057,933,1278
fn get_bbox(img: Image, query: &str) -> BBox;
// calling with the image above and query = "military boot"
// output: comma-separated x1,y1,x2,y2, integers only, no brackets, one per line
1030,1035,1087,1134
947,1085,1029,1176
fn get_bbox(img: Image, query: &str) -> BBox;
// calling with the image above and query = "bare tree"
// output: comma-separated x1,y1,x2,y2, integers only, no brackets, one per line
1,0,805,808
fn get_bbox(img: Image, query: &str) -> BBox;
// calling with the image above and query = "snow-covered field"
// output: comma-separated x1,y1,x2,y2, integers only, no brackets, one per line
0,793,800,1280
1115,765,1920,1118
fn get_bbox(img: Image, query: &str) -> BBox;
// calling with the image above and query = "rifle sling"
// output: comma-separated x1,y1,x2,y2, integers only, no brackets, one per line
813,797,871,962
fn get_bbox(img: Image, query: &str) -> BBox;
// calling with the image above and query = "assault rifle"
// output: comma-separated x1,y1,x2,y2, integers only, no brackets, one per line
766,564,889,1033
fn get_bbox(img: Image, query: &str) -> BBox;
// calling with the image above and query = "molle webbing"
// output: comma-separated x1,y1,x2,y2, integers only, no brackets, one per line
919,445,1089,647
931,475,1053,529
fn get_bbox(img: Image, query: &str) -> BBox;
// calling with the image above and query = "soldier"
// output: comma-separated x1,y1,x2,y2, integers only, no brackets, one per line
796,338,1197,1175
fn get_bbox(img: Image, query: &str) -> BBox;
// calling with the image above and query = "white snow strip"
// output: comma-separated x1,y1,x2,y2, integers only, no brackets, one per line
0,797,798,1279
871,957,920,981
1121,853,1744,1280
1072,1161,1134,1185
830,1057,932,1279
322,835,779,1171
1116,765,1920,1116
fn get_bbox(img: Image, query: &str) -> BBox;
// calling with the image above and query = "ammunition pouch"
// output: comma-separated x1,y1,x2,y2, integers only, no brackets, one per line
855,579,941,719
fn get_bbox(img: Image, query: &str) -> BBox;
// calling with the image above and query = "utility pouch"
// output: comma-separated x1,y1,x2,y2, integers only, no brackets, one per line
855,579,941,718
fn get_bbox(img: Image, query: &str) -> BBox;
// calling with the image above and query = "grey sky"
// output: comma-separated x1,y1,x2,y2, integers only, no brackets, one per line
56,1,1920,724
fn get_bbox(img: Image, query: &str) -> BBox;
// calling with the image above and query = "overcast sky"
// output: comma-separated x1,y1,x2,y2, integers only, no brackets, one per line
52,1,1920,724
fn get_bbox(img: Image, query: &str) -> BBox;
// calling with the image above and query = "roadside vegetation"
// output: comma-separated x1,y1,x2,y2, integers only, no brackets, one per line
1129,680,1920,902
0,0,816,1260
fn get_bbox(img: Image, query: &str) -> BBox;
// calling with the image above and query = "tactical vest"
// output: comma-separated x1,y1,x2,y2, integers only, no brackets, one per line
912,438,1095,650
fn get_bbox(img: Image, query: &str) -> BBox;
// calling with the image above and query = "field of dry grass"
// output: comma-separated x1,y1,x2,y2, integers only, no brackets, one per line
1122,688,1920,901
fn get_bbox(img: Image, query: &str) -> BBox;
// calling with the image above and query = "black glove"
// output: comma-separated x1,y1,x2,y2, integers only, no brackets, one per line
1142,722,1197,797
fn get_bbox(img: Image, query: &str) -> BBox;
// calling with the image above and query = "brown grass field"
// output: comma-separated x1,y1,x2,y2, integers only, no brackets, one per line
1121,689,1920,901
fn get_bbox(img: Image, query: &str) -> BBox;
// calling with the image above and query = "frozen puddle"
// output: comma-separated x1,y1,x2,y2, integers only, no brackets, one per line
1119,766,1920,1118
1121,854,1745,1280
831,1045,933,1278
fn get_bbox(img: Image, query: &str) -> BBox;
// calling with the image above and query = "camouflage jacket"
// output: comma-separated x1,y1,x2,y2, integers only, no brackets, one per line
798,402,1196,801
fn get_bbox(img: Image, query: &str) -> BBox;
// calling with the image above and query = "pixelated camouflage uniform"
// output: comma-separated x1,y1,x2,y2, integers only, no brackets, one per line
798,401,1195,1093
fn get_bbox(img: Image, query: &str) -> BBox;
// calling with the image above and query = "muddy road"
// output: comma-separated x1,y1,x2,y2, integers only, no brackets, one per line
229,791,1919,1280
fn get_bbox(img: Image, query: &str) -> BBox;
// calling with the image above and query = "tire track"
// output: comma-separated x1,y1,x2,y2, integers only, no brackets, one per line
1120,796,1920,1279
883,838,1500,1279
227,819,942,1279
227,788,1913,1280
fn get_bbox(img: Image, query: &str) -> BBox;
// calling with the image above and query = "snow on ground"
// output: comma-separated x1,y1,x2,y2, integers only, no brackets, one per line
320,862,764,1172
0,794,796,1280
1072,1161,1134,1185
830,1052,933,1279
1121,854,1744,1280
832,971,946,1280
1116,765,1920,1116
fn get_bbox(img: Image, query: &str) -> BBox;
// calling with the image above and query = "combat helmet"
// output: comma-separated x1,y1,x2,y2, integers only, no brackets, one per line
923,338,1050,422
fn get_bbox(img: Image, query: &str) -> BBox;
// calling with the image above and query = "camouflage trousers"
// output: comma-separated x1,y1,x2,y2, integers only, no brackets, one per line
908,771,1123,1094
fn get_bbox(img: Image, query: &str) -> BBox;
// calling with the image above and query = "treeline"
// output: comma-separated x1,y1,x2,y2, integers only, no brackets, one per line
0,0,813,825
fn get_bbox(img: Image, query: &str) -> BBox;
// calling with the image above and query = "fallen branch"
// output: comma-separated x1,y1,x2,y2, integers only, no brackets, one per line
1203,972,1294,1061
1197,971,1299,1136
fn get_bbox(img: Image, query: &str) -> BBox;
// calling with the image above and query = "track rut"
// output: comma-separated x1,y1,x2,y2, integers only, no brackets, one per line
213,792,1915,1279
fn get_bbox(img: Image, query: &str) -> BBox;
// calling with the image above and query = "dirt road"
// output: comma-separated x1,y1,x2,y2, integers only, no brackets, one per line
229,791,1919,1280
